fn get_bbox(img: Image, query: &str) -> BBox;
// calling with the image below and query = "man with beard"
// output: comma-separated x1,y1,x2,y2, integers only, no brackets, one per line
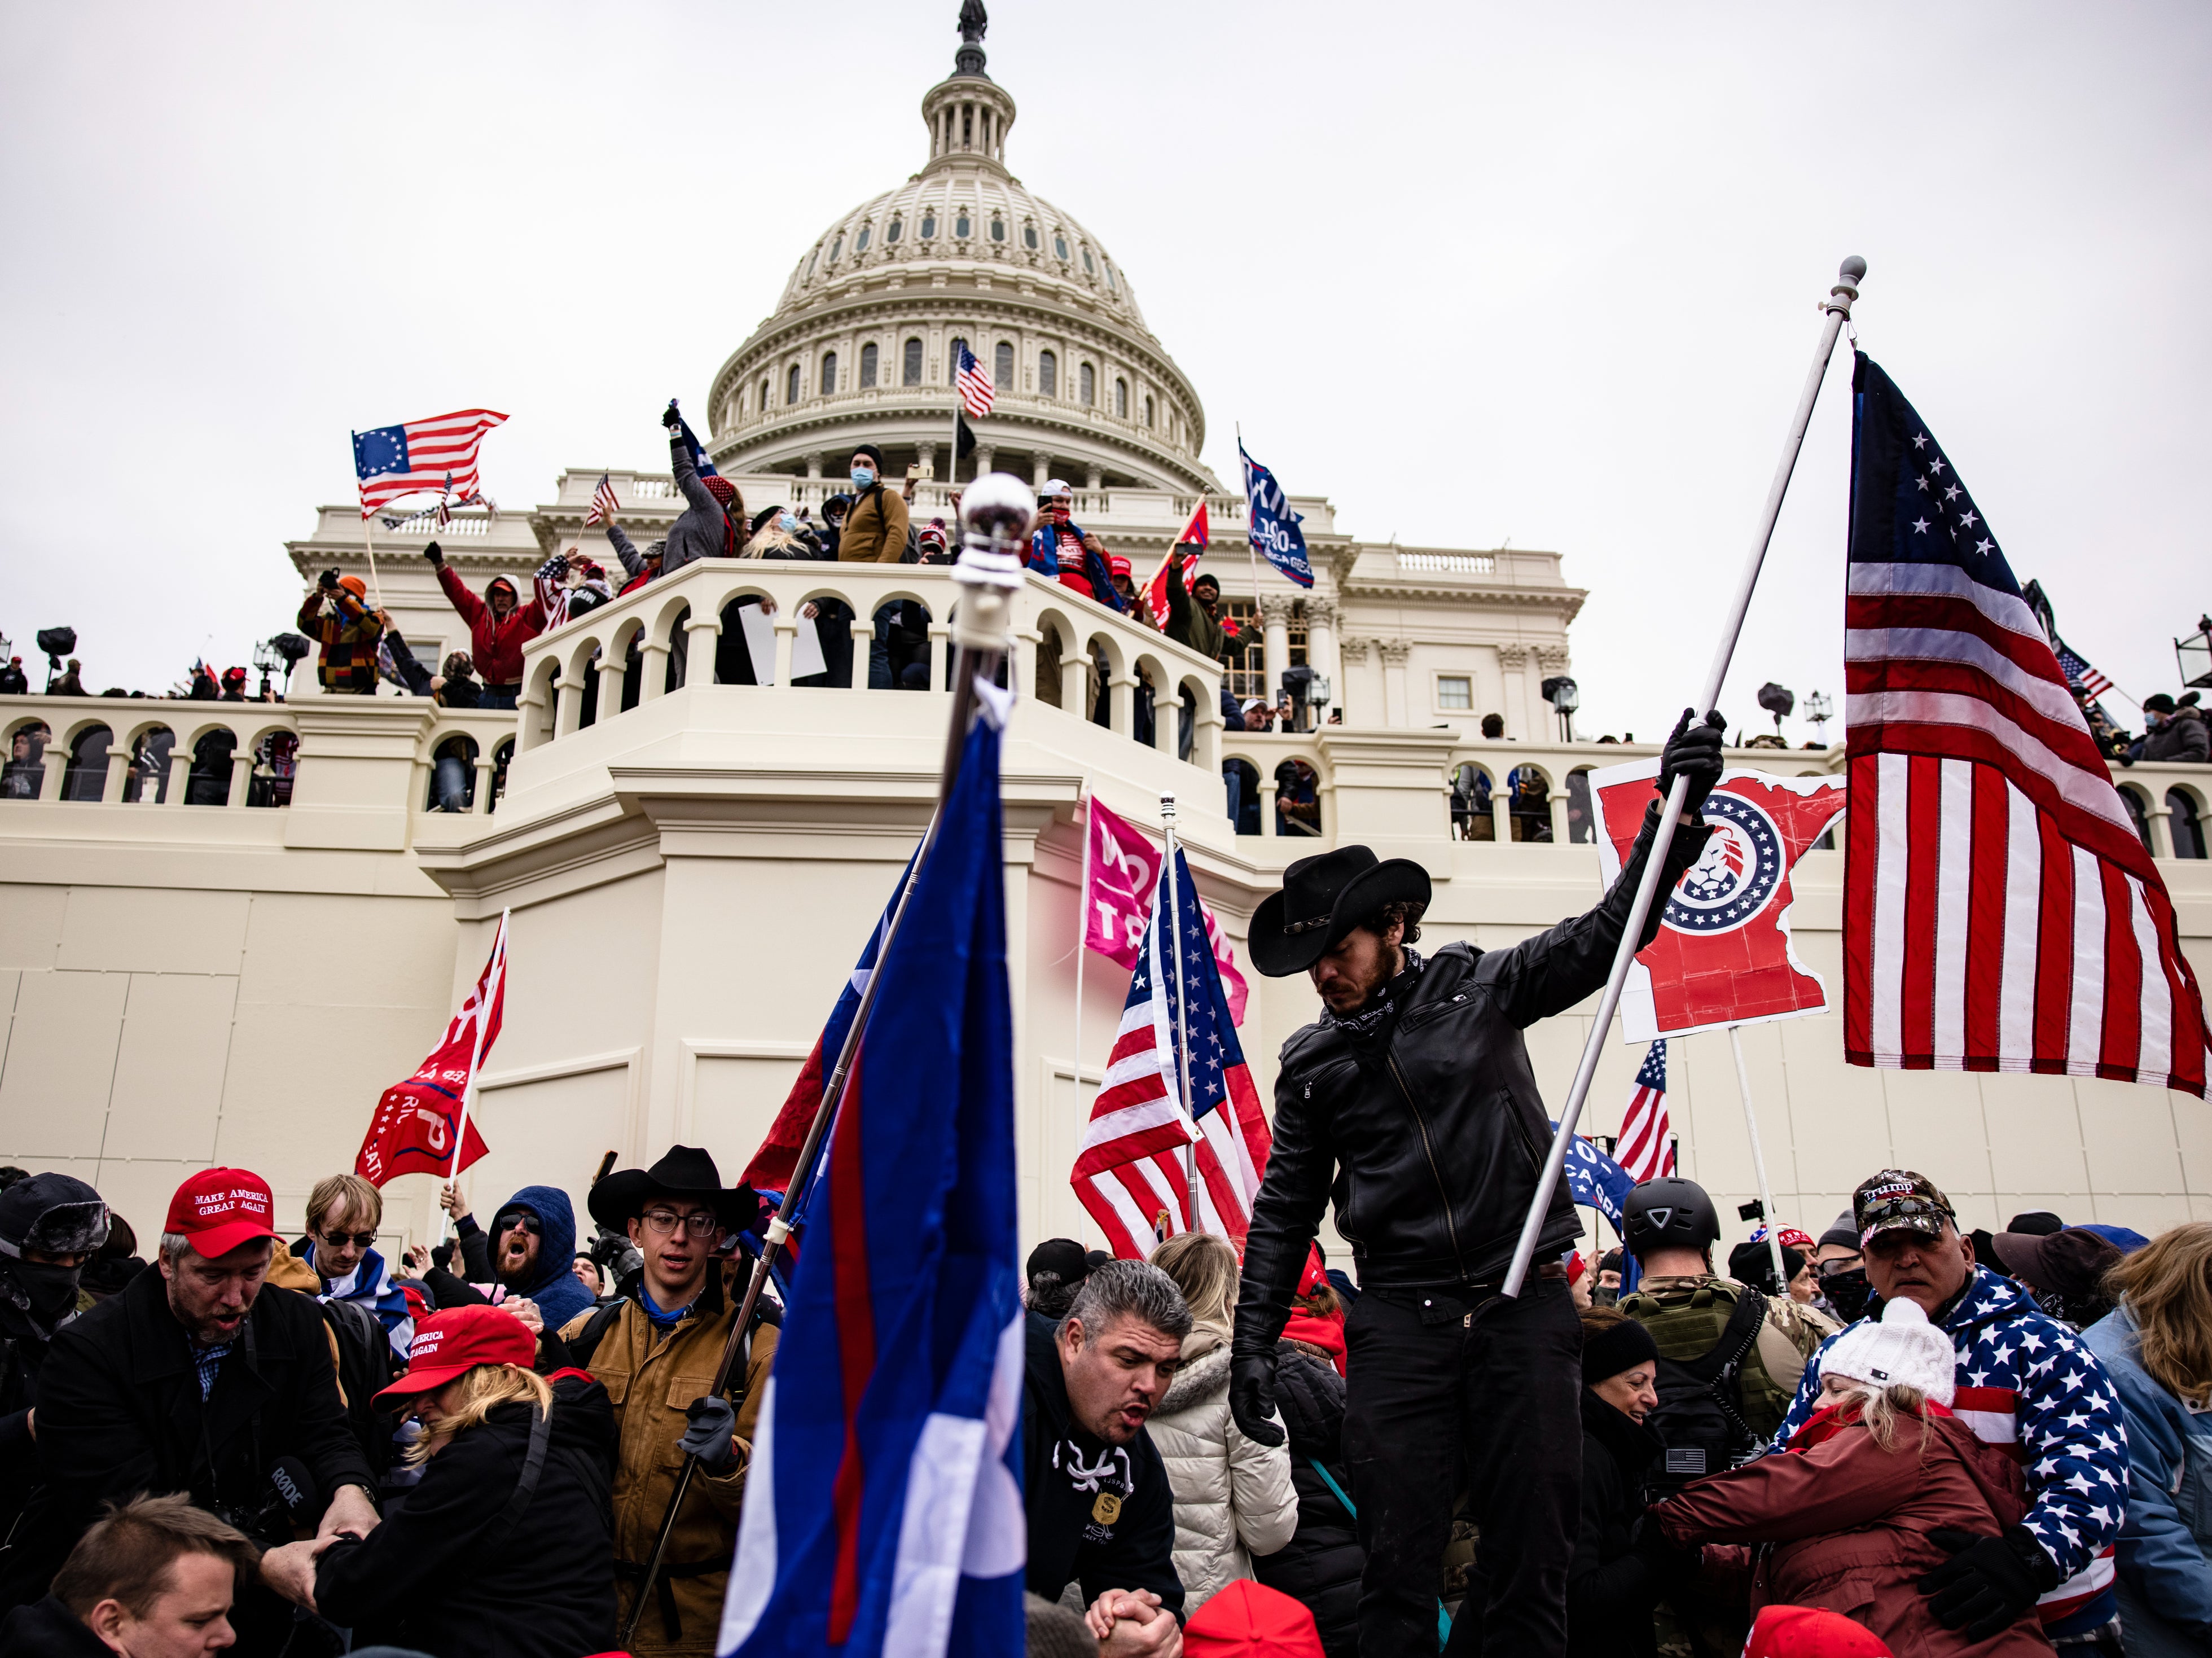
434,1183,595,1335
0,1169,375,1652
1227,712,1728,1658
554,1147,778,1657
0,1173,110,1543
1025,1258,1190,1657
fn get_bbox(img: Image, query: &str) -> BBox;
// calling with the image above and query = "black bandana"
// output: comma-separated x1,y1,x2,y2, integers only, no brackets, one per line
1324,947,1425,1046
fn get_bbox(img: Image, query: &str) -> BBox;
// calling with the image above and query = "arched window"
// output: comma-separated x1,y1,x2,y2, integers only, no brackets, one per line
1054,233,1068,260
886,217,902,244
787,365,800,405
2171,788,2207,858
903,337,923,386
855,225,871,252
993,341,1013,388
1038,350,1057,396
807,247,820,277
1114,377,1128,418
2122,786,2153,853
1023,224,1039,250
920,211,937,239
1082,247,1096,275
829,233,843,262
820,352,837,396
949,336,967,381
989,216,1004,242
1223,758,1262,837
1079,363,1095,406
63,725,112,802
956,209,972,238
1144,394,1155,428
859,343,879,388
1105,265,1118,293
758,376,769,412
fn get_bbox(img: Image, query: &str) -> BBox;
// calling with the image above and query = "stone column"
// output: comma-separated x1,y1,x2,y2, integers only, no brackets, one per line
473,756,498,813
1108,669,1137,736
1496,644,1531,740
594,652,626,723
805,453,824,480
639,641,670,702
1060,650,1089,716
2145,797,2176,860
1304,596,1340,716
1380,640,1412,729
1258,594,1293,707
38,747,68,801
1033,453,1053,491
555,674,585,736
1259,779,1279,838
1550,782,1573,844
917,441,937,479
100,748,130,804
1085,464,1103,491
974,444,995,477
1537,647,1573,742
227,753,254,809
848,621,873,690
771,617,798,687
1336,636,1372,726
683,616,721,688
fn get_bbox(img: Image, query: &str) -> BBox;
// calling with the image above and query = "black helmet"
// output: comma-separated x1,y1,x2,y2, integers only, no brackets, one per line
1622,1176,1719,1257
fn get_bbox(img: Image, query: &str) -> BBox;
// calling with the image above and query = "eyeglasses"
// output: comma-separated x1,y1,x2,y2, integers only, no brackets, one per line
1816,1256,1863,1278
318,1230,378,1249
493,1214,543,1238
639,1209,719,1239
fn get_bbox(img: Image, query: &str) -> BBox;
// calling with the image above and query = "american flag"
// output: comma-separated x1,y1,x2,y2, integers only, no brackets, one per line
1614,1039,1676,1183
352,409,506,519
955,341,994,420
1842,353,2207,1095
2053,636,2113,701
584,472,620,528
1073,845,1271,1258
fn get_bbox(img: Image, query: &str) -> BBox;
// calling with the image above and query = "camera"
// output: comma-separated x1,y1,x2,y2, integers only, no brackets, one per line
318,569,340,590
212,1455,321,1548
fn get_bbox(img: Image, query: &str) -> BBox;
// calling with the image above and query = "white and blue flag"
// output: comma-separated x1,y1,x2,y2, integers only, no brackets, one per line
1239,440,1313,588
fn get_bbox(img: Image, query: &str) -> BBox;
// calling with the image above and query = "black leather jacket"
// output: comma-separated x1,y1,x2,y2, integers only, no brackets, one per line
1234,801,1711,1342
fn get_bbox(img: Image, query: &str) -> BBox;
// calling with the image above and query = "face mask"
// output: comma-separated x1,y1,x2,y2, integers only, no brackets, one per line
850,467,875,489
778,513,799,532
1822,1267,1873,1323
1048,506,1072,525
3,1258,84,1327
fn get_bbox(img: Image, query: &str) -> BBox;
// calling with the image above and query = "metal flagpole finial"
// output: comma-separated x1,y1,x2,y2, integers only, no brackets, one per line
1827,256,1868,311
952,471,1034,653
1160,793,1178,823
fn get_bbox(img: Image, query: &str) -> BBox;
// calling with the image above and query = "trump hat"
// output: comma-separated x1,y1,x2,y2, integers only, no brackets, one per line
165,1168,280,1258
375,1305,537,1402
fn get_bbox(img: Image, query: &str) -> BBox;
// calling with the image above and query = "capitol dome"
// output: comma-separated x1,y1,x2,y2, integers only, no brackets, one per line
705,21,1217,495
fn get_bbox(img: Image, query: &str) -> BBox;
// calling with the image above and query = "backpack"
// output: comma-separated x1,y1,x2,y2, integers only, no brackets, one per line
1618,1279,1789,1488
318,1295,398,1481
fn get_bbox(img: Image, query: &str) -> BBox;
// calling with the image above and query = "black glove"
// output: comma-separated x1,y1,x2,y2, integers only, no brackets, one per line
422,539,443,564
1918,1526,2055,1641
661,401,683,432
1631,1510,1700,1577
1227,1349,1285,1448
1657,708,1727,814
679,1394,741,1475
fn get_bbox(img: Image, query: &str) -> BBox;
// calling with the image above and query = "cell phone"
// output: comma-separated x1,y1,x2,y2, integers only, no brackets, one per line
905,464,922,481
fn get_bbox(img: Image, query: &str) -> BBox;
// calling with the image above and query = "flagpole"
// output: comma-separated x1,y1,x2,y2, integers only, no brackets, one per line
1162,792,1201,1233
1073,779,1090,1154
1237,424,1265,711
435,908,506,1249
361,514,386,611
1503,255,1865,1297
621,474,1034,1648
1729,1024,1790,1294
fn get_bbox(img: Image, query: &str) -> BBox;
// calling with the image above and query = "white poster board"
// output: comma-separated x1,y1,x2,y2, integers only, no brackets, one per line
736,602,828,684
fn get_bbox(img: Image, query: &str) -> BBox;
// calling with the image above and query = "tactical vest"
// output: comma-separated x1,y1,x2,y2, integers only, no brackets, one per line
1619,1278,1795,1485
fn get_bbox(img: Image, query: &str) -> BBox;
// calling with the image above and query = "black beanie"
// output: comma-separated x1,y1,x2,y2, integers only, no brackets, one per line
853,444,885,471
1582,1316,1659,1385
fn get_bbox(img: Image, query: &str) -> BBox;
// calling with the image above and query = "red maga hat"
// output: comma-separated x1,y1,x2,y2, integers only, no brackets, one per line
164,1168,279,1258
1747,1606,1893,1658
375,1305,536,1402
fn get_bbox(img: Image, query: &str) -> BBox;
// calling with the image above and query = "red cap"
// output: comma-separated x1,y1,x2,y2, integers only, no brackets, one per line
1184,1580,1324,1657
375,1305,537,1402
1747,1606,1893,1658
1295,1243,1328,1300
164,1169,280,1258
1109,554,1132,578
1777,1227,1816,1253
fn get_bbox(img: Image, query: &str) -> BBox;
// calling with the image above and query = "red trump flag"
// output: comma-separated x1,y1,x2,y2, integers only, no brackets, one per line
356,916,505,1185
1591,761,1846,1040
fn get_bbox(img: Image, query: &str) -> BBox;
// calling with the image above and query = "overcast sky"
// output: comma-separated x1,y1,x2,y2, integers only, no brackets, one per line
3,2,2204,740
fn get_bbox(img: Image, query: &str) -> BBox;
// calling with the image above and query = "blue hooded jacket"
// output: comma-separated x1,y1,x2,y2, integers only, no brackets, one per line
494,1183,592,1332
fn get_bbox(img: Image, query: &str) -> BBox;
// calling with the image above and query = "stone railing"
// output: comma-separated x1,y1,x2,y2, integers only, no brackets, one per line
508,555,1229,771
0,695,519,824
1396,551,1495,575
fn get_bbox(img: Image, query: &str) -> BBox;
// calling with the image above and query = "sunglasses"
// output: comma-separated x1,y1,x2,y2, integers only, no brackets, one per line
318,1230,378,1249
493,1213,543,1238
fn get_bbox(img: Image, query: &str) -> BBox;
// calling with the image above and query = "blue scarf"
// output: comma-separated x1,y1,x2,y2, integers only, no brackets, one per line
304,1242,416,1359
639,1283,700,1332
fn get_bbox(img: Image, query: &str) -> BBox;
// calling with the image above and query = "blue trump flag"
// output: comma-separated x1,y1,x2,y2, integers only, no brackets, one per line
719,700,1024,1658
1555,1126,1636,1229
673,402,721,478
1239,440,1313,588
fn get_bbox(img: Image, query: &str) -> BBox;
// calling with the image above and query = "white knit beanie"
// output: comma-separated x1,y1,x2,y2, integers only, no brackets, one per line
1820,1297,1956,1405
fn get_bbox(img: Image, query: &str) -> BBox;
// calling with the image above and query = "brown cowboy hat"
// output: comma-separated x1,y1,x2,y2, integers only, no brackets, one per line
1249,845,1431,977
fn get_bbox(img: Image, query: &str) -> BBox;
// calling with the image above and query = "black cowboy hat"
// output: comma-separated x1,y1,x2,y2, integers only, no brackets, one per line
1249,845,1431,977
588,1145,758,1232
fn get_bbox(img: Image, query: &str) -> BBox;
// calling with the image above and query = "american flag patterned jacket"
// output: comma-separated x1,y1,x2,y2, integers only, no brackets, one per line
1774,1263,2127,1636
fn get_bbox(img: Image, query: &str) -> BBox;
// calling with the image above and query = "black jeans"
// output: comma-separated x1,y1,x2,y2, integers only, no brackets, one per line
1344,1276,1582,1658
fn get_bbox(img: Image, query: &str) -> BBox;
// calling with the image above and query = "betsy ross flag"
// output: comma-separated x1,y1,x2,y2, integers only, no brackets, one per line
354,916,504,1185
1073,846,1272,1258
1842,354,2208,1095
353,409,507,518
720,701,1023,1658
1614,1040,1676,1183
585,473,620,527
955,341,994,419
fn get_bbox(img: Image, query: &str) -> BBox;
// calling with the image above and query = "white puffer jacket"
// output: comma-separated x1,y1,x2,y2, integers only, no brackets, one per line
1145,1322,1298,1613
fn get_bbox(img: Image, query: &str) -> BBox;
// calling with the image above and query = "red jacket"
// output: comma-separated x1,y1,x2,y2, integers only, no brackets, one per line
1655,1405,2050,1658
436,563,545,687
